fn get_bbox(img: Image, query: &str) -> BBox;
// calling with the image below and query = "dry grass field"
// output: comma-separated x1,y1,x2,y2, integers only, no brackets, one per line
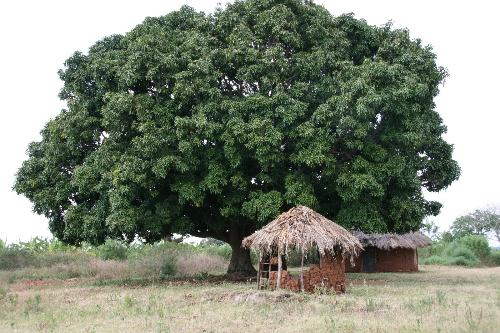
0,265,499,333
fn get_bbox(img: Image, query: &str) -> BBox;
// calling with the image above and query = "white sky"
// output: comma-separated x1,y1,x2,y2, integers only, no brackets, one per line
1,0,499,244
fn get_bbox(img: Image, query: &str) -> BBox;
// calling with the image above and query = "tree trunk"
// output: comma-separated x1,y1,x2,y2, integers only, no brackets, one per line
226,229,256,276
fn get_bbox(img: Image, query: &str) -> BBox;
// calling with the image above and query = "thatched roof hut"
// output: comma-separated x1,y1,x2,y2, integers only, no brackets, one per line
243,206,362,293
346,231,432,273
242,205,362,258
352,231,432,250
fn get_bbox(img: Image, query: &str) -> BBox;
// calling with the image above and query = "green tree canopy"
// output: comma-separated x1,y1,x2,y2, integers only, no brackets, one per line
14,0,460,274
451,209,500,242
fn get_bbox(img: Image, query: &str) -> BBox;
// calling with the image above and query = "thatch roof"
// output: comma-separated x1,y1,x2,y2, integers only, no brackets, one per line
242,206,362,258
352,231,432,250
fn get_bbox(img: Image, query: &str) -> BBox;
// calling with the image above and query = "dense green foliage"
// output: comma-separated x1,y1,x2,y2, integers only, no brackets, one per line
419,235,497,267
450,209,500,241
458,235,490,259
489,249,500,266
14,0,459,273
97,239,128,260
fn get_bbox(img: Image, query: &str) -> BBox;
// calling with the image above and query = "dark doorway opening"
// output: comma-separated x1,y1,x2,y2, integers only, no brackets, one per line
362,247,376,272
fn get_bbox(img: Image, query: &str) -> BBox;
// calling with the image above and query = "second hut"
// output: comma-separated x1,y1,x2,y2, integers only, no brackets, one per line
346,231,432,273
242,205,362,293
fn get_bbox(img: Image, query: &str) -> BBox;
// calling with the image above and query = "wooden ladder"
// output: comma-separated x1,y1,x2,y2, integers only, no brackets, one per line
257,258,273,290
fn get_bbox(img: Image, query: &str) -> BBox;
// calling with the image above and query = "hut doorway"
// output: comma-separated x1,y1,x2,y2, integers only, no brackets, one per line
362,247,376,273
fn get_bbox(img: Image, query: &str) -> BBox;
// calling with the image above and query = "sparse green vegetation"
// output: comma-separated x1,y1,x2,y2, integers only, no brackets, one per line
0,238,229,283
0,266,498,332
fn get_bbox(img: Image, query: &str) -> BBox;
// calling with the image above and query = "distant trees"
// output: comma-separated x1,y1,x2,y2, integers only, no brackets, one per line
450,208,500,242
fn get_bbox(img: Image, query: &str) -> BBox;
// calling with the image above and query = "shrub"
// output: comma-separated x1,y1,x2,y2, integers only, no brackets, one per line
0,239,5,251
159,254,177,278
0,248,35,270
444,243,480,266
459,235,490,259
97,239,128,261
201,244,232,261
447,256,479,266
444,242,477,259
11,237,51,253
420,241,481,267
421,255,449,265
47,238,73,252
488,249,500,266
420,241,449,258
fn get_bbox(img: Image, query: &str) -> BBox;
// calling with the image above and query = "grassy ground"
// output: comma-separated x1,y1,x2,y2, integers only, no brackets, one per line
0,265,499,333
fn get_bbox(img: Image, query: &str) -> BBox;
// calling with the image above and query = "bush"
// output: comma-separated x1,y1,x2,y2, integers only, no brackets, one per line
9,237,51,253
97,239,128,261
459,235,490,259
201,244,232,261
421,255,449,265
47,238,73,252
446,256,478,266
0,248,35,270
159,254,177,278
487,249,500,266
0,239,5,251
444,242,480,266
420,241,481,267
419,241,448,258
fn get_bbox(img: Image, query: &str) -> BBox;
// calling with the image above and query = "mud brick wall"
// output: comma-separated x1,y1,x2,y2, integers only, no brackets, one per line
345,255,363,273
376,248,417,272
345,248,418,272
268,252,346,293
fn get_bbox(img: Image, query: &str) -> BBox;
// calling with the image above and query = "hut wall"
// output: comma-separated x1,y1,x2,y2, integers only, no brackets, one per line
375,248,417,272
345,248,418,272
345,253,363,273
268,252,346,293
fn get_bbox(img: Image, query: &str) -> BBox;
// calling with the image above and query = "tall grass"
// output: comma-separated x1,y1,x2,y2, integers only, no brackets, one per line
0,238,229,282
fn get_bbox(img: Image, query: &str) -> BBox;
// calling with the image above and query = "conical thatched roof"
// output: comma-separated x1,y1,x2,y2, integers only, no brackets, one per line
242,206,362,258
352,231,432,250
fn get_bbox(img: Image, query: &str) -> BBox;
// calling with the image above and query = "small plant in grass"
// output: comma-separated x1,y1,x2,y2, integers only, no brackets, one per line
335,299,356,312
97,239,128,261
465,303,483,331
24,294,42,316
436,290,447,306
365,297,377,312
7,293,18,306
404,296,435,314
123,295,137,309
196,271,210,280
160,255,177,279
0,287,6,301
